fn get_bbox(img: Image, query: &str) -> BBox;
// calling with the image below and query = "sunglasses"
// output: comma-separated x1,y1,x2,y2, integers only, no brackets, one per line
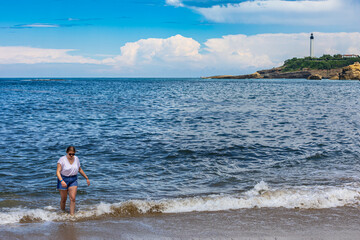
68,153,75,156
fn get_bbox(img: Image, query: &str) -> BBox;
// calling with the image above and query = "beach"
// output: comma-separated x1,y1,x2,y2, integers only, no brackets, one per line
2,207,360,239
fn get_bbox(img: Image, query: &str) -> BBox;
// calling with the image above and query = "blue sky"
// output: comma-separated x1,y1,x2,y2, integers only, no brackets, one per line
1,0,360,77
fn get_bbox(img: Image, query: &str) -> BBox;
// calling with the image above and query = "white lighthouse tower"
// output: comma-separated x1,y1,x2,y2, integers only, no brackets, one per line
310,33,314,58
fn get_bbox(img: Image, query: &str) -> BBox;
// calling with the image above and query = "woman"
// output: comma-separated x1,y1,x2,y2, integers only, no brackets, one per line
56,146,90,215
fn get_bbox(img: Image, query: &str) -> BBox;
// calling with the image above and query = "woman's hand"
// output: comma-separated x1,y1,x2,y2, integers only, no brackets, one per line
61,181,67,188
86,178,90,186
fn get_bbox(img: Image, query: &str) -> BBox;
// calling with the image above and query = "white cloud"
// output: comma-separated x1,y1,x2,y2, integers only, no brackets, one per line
18,23,60,28
188,0,360,25
101,32,360,76
102,32,360,76
103,34,202,70
0,46,100,64
200,32,360,73
166,0,184,7
315,32,360,55
2,32,360,76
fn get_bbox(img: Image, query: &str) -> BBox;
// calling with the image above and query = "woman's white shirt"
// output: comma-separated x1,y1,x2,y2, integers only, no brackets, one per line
57,156,80,177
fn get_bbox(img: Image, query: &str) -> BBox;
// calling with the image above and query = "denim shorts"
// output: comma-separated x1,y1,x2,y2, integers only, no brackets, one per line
57,175,78,190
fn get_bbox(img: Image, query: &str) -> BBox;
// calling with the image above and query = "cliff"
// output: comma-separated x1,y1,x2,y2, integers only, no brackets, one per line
207,72,262,79
203,55,360,80
203,67,342,80
337,62,360,80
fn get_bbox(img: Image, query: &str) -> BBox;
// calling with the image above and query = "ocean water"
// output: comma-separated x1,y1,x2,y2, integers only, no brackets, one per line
1,78,360,228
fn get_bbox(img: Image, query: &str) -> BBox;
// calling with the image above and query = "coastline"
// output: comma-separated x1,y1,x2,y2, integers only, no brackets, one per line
202,67,343,80
2,207,360,239
203,61,360,80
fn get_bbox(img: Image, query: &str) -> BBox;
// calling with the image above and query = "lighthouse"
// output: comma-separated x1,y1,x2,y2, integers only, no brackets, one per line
310,33,314,58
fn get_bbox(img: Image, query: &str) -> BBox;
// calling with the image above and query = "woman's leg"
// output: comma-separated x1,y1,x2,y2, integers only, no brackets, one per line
68,186,78,215
59,190,68,211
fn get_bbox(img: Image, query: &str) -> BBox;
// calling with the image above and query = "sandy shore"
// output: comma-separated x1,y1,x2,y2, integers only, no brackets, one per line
1,207,360,239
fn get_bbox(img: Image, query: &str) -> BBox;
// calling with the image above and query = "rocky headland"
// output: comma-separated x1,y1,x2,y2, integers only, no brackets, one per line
204,62,360,81
337,62,360,80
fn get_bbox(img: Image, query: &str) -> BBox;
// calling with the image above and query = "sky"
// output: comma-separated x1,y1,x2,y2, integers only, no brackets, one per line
1,0,360,77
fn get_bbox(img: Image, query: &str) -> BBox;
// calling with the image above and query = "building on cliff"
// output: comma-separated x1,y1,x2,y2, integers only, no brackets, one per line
342,54,359,58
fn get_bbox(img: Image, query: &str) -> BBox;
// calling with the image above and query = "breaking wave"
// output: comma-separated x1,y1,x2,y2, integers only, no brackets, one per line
1,181,360,225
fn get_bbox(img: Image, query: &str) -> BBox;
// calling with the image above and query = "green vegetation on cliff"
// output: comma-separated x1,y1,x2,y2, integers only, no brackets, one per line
283,54,360,72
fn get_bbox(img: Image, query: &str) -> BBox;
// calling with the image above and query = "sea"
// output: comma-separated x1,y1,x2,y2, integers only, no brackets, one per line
1,78,360,239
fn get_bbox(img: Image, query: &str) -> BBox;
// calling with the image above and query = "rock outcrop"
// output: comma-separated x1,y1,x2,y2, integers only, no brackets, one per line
338,62,360,80
203,68,312,79
206,72,262,79
259,68,312,79
307,74,322,80
203,63,360,80
308,69,342,79
203,67,342,80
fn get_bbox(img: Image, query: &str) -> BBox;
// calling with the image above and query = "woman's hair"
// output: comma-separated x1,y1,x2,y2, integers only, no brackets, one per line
66,146,76,153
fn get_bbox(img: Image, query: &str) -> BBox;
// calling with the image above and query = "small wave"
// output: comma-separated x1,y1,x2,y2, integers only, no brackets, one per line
21,79,66,82
177,149,195,155
1,181,360,225
306,152,328,160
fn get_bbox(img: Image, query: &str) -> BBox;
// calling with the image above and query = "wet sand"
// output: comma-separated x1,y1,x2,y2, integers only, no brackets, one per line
1,207,360,239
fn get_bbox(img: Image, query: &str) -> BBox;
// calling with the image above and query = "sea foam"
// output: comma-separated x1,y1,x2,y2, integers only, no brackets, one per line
1,182,359,225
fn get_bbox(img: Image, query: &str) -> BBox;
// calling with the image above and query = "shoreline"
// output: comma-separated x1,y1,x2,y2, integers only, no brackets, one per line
2,207,360,239
202,68,342,80
203,62,360,80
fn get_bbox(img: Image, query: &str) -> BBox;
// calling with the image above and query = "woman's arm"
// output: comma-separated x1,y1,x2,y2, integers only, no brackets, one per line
57,163,67,188
79,167,90,186
56,163,63,181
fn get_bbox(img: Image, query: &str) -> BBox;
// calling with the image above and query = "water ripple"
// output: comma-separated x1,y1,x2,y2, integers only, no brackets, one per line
1,78,360,206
